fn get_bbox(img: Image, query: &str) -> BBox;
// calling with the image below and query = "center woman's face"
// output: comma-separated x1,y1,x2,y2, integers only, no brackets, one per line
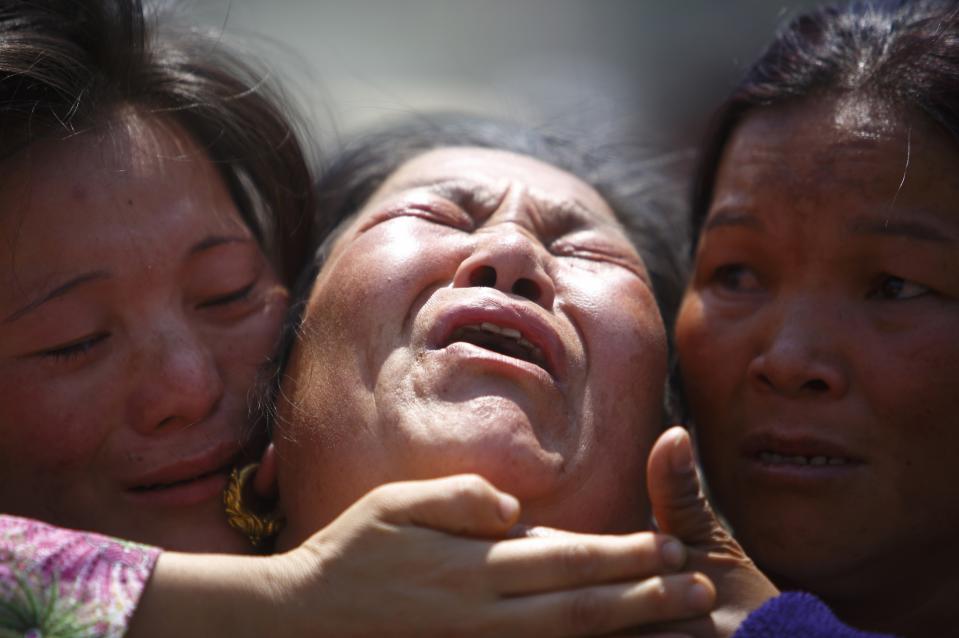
275,147,667,545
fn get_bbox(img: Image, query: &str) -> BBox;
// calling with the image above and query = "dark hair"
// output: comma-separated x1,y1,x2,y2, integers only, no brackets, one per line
258,114,688,431
691,0,959,246
0,0,315,283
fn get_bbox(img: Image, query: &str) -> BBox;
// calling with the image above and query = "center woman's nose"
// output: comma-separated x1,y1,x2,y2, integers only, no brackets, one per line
127,320,225,434
452,225,556,309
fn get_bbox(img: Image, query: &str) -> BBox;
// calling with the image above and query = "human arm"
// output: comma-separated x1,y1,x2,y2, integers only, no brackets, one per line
0,474,714,638
129,474,714,637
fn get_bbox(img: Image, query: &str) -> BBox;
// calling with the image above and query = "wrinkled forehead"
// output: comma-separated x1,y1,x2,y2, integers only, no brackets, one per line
377,146,615,214
729,93,949,171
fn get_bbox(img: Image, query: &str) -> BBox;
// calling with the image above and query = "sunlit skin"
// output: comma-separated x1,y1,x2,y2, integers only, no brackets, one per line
275,148,667,549
0,113,288,552
676,95,959,633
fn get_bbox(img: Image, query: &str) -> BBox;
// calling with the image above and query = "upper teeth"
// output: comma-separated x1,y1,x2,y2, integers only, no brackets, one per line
481,322,522,339
758,451,848,466
456,322,543,360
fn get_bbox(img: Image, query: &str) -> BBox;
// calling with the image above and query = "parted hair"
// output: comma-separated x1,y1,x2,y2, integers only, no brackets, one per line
0,0,315,283
691,0,959,246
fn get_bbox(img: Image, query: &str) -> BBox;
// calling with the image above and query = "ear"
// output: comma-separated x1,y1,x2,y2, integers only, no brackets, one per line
253,443,279,499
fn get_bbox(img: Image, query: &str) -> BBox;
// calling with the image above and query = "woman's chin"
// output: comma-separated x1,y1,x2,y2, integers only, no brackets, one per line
107,511,255,554
389,409,571,499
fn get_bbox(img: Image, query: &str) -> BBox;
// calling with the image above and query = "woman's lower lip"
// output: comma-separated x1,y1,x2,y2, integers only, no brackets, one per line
124,469,229,508
742,455,864,489
438,342,559,386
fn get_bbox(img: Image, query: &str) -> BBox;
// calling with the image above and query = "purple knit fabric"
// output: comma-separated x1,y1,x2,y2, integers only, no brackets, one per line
735,592,899,638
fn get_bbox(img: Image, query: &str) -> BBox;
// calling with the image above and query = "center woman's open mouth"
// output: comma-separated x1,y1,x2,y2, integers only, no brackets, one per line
446,321,547,370
428,299,567,382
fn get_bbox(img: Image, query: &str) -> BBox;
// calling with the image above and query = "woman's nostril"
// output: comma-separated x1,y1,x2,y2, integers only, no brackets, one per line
469,265,497,288
512,278,540,301
803,379,829,393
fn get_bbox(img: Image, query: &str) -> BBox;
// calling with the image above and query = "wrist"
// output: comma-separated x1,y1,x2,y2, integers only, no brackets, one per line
259,544,329,638
129,552,287,638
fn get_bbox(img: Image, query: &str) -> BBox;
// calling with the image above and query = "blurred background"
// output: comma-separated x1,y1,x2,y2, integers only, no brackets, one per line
191,0,824,153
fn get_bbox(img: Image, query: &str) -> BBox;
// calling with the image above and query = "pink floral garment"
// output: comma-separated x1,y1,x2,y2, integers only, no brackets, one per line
0,515,159,638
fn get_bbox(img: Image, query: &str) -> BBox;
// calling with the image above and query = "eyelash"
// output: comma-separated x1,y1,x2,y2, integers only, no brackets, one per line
32,281,258,363
362,204,473,234
409,209,473,231
197,282,256,309
39,333,110,362
868,275,931,301
710,264,762,292
551,243,640,274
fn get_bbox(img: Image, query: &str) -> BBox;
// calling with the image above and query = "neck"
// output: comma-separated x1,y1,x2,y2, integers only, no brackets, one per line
827,577,959,638
774,554,959,638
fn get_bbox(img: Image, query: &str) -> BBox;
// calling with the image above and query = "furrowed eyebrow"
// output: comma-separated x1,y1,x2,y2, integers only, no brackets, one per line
386,177,610,235
702,210,764,232
3,271,109,324
385,176,504,209
848,216,955,242
535,198,610,234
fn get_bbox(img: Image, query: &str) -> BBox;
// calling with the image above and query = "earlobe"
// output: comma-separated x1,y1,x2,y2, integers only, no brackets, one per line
253,443,279,498
224,455,285,547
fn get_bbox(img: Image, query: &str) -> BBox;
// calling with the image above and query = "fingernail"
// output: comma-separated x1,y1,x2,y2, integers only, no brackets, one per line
661,538,686,569
669,428,696,475
498,494,520,523
686,578,714,613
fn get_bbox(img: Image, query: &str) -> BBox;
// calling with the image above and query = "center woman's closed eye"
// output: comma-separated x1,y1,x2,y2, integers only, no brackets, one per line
360,198,475,234
550,235,647,279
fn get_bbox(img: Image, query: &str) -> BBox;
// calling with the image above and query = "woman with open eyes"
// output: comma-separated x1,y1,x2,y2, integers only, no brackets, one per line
675,0,959,635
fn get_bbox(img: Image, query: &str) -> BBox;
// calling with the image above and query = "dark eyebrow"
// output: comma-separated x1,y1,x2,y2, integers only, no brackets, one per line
848,216,954,242
536,197,610,234
386,177,505,210
389,176,480,194
3,271,110,324
390,177,602,223
702,210,764,232
189,235,254,256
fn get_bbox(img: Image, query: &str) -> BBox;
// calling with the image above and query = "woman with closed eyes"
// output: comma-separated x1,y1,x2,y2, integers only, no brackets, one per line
0,3,720,636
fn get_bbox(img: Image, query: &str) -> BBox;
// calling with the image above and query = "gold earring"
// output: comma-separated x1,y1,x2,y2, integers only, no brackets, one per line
223,463,285,547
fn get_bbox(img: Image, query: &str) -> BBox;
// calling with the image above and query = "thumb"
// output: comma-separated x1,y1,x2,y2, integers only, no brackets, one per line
360,474,521,538
647,426,730,549
649,430,781,631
